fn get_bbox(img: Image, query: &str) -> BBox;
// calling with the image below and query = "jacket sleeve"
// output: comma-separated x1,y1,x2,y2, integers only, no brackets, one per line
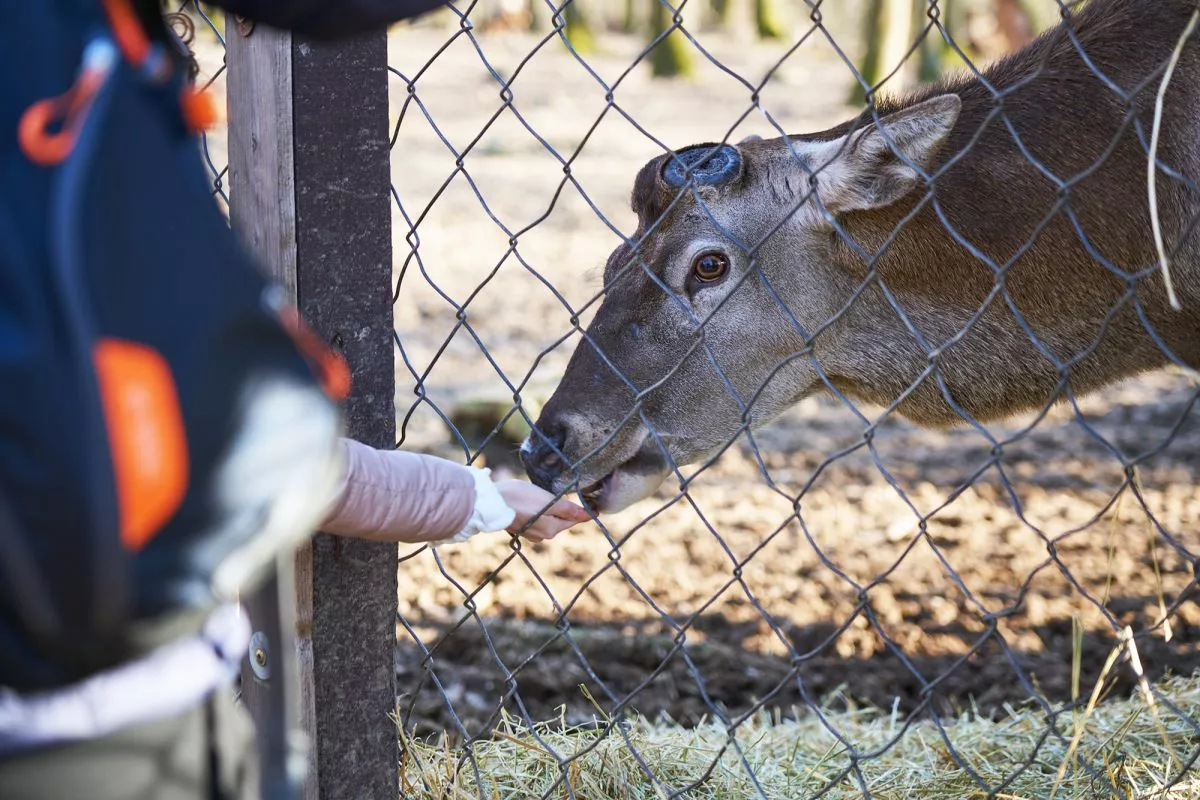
319,438,515,544
203,0,453,40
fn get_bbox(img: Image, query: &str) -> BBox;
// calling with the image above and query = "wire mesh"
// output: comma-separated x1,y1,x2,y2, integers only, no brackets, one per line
185,0,1200,796
173,3,229,210
386,0,1200,796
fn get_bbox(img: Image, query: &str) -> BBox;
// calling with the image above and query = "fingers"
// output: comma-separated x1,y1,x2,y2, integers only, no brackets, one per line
495,479,594,543
510,500,591,542
548,497,591,523
521,524,558,542
519,513,581,542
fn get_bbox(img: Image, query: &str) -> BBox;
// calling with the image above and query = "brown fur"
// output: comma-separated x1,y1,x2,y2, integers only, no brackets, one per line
815,0,1200,421
524,0,1200,510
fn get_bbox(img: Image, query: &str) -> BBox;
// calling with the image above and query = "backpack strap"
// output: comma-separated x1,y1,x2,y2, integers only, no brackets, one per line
18,0,216,169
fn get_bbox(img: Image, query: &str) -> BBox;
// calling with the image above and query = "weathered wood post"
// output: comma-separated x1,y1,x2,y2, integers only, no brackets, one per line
226,16,398,800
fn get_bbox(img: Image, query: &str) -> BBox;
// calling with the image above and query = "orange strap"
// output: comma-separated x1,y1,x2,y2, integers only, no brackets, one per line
277,307,353,402
19,0,216,166
100,0,152,68
101,0,218,132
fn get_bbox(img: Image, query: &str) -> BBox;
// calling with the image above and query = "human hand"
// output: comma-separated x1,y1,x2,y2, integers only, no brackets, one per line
495,480,591,542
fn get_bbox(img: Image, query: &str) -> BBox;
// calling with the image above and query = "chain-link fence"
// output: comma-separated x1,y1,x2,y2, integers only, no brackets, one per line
185,0,1200,796
168,4,228,209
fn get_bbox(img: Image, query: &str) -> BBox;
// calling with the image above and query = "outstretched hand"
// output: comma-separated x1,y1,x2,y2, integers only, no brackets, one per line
495,480,591,542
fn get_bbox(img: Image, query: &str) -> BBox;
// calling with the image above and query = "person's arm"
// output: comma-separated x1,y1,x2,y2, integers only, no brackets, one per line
203,0,453,40
319,438,589,544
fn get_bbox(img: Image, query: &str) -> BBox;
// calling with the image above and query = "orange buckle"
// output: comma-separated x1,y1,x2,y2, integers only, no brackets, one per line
18,40,116,167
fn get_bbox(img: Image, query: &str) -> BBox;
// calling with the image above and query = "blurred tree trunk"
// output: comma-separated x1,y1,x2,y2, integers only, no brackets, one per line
879,0,916,88
916,0,957,83
850,0,915,104
528,0,547,32
850,0,884,104
712,0,753,38
754,0,786,39
623,0,640,33
711,0,734,27
563,0,596,54
649,1,695,78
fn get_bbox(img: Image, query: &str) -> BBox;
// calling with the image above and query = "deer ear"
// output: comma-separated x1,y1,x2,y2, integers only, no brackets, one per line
818,94,961,214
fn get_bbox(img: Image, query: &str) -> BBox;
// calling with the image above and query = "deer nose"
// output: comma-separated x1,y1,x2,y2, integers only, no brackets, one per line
521,423,568,490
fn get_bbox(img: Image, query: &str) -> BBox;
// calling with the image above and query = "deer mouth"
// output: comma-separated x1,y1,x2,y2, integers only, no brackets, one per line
576,448,670,514
579,474,612,512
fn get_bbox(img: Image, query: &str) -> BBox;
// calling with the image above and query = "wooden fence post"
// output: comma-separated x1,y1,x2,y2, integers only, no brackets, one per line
227,17,398,800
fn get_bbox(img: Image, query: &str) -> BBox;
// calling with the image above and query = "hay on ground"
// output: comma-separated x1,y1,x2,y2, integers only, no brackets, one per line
398,673,1200,799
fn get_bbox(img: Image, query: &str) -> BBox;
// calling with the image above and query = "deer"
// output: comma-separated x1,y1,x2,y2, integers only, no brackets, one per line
521,0,1200,514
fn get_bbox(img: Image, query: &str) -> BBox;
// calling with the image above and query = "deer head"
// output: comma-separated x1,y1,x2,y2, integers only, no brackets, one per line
521,97,965,512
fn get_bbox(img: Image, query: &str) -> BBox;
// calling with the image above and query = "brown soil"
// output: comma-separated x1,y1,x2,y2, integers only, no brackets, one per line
396,371,1200,741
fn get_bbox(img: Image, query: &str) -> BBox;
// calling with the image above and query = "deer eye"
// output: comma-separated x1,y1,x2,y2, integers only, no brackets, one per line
692,252,729,283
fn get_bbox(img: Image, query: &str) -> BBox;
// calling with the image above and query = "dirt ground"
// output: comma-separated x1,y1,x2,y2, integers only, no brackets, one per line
395,367,1200,741
189,8,1200,746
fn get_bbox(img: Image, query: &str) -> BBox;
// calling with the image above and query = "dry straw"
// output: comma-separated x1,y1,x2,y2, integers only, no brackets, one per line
397,672,1200,799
